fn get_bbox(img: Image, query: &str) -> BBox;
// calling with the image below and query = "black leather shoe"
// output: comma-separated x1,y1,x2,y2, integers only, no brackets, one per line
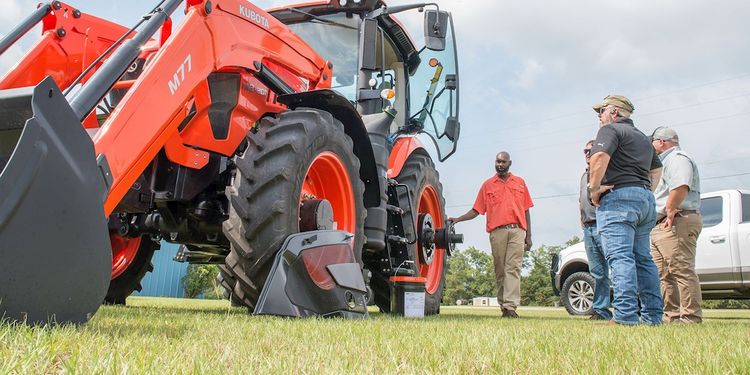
502,309,519,318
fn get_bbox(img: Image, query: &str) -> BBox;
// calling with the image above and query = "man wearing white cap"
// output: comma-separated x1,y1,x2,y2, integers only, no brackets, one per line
650,126,703,324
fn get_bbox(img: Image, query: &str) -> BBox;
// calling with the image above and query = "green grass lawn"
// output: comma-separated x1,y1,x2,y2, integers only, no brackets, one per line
2,297,750,373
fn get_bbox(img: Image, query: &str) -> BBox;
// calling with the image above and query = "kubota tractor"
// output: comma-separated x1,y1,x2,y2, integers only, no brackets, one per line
0,0,462,324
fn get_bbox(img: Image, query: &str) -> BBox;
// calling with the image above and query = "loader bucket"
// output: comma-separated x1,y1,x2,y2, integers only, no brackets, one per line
0,77,111,325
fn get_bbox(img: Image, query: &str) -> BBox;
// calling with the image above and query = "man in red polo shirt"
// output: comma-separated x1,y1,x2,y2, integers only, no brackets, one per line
449,151,533,318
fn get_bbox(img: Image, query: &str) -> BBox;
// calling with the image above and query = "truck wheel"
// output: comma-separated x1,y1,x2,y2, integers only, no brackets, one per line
104,234,160,305
561,271,595,315
396,151,448,316
222,108,366,310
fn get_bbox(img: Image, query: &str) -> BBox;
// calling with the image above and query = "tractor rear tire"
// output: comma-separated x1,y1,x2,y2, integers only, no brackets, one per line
222,108,366,310
104,236,160,305
396,151,448,315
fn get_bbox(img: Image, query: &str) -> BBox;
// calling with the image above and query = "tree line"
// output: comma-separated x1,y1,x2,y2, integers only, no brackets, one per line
443,237,579,306
443,237,750,309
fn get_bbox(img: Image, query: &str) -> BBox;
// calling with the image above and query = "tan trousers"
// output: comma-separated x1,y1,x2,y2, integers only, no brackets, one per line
650,213,703,323
489,227,526,311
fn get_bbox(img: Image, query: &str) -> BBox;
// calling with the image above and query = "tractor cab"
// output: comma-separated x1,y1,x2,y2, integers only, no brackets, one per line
270,0,460,161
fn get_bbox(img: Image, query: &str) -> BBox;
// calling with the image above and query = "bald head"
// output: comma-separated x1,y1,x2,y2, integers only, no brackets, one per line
495,151,512,177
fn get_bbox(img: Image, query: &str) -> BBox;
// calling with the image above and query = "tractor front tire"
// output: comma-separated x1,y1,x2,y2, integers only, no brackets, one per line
217,265,246,307
391,151,448,315
222,108,366,310
104,236,160,305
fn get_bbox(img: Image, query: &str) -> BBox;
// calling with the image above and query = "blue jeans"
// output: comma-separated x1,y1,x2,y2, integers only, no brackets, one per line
596,186,663,325
583,224,611,320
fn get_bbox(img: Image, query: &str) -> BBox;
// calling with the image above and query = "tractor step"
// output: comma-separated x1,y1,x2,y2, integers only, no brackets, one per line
387,235,408,245
385,204,404,215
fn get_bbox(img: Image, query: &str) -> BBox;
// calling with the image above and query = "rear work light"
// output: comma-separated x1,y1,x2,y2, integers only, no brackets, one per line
301,244,355,290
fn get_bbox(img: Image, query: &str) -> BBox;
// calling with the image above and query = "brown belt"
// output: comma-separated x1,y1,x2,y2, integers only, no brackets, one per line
678,210,700,216
657,210,700,223
496,223,521,230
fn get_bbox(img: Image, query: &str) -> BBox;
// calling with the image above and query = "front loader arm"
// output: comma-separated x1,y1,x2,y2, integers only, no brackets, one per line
95,0,332,215
0,2,129,92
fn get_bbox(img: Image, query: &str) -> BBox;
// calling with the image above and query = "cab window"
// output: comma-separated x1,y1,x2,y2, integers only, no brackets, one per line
374,28,406,128
701,197,723,228
286,14,360,101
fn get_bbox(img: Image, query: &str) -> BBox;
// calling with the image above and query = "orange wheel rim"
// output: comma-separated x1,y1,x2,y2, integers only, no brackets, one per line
110,234,142,279
301,151,356,234
417,185,444,294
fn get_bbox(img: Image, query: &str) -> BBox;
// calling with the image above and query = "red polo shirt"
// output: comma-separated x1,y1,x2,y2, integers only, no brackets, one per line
472,173,534,232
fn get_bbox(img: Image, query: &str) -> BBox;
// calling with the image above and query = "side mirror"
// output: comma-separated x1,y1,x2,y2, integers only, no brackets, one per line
443,116,460,142
424,10,449,51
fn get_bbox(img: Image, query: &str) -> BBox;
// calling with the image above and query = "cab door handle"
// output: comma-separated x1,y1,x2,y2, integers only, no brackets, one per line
710,236,726,244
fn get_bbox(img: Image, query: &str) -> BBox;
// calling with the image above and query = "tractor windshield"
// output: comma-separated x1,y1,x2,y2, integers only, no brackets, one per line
407,15,459,161
286,14,360,101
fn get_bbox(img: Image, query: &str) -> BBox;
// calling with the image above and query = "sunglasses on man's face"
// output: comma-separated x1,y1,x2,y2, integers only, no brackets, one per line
583,148,592,155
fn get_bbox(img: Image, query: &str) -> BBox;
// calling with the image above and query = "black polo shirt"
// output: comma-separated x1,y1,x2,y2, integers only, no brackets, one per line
590,118,662,188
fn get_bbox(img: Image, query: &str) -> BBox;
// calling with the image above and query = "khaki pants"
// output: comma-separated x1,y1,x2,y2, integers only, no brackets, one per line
489,227,525,311
650,213,703,323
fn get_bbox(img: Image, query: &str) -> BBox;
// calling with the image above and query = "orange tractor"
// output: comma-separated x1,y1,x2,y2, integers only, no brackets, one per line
0,0,462,324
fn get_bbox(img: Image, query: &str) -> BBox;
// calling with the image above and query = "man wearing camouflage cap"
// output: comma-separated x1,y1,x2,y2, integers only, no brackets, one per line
587,95,664,325
650,126,703,324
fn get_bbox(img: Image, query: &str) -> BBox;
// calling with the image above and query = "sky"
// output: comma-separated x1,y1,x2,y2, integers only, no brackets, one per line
1,0,749,254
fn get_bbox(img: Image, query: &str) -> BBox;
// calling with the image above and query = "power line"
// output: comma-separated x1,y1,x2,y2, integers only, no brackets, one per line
460,74,750,142
445,172,750,209
701,155,750,165
462,92,750,144
507,111,750,154
704,172,750,181
636,73,750,101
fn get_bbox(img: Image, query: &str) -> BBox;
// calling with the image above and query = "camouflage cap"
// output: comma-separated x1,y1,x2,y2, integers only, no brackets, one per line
650,126,679,141
592,95,635,113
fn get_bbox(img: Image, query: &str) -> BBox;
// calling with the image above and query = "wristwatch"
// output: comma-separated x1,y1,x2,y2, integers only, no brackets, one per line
587,184,599,193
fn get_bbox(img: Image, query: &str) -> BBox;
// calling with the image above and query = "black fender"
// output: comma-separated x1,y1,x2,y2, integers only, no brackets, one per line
278,90,380,207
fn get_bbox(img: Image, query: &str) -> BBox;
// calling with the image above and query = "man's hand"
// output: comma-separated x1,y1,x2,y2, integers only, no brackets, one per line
663,185,689,228
663,207,682,229
524,235,533,252
449,209,479,224
590,184,614,207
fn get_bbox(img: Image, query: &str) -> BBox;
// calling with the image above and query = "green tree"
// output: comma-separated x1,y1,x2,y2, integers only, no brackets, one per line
182,264,221,299
521,236,580,306
443,246,495,305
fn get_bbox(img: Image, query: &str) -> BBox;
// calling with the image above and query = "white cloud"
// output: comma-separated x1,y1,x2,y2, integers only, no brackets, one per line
512,59,544,90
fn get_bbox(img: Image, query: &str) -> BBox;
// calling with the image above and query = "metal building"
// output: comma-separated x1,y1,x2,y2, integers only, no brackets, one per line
133,242,188,298
472,297,500,307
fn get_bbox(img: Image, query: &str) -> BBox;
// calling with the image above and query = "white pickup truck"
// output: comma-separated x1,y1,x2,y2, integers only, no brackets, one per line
550,189,750,315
